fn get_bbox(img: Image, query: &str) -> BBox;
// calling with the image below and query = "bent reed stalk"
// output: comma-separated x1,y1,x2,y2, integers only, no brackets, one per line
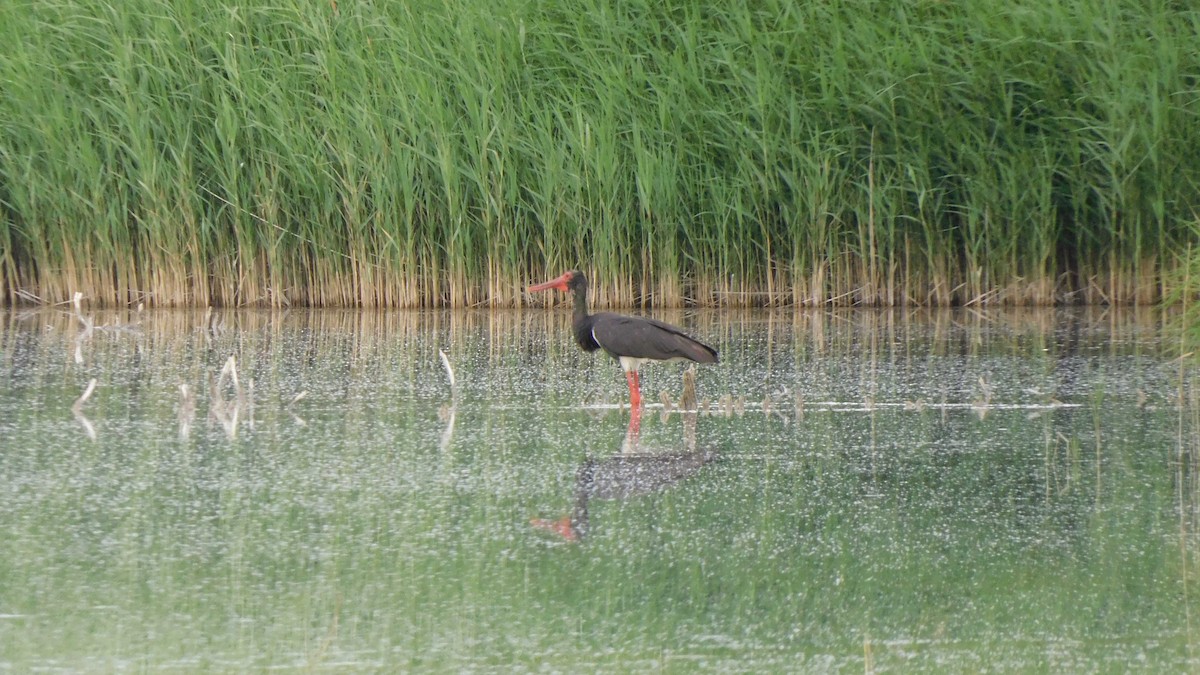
1,0,1197,308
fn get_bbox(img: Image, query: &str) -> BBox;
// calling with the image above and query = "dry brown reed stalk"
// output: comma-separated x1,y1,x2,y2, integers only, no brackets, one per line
6,255,1187,310
658,390,674,411
679,367,698,411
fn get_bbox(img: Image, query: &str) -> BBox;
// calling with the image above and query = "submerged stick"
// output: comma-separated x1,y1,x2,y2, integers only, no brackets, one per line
74,410,96,441
209,356,245,439
178,383,195,440
287,390,308,427
72,378,97,414
72,378,98,441
71,292,95,364
438,349,456,389
438,350,458,451
14,289,43,304
220,356,240,392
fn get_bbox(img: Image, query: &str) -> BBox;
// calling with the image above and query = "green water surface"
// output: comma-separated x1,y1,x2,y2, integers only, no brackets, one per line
1,307,1196,671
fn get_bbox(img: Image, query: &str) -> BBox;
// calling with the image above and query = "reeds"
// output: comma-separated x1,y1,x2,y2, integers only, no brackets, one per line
1,0,1197,308
1167,230,1200,356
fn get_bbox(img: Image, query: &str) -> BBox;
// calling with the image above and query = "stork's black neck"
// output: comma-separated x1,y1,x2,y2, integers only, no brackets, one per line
572,281,590,320
569,276,602,352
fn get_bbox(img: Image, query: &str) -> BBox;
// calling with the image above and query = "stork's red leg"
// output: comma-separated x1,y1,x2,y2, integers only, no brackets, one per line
624,371,642,408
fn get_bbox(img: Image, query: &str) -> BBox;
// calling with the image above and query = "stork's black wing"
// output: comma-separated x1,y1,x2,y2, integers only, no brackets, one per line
589,313,718,363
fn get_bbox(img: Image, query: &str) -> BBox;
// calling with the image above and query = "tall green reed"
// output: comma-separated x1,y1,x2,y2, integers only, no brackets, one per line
1,0,1196,307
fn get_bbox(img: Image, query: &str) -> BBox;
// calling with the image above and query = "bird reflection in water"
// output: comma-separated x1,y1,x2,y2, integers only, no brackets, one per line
531,405,716,542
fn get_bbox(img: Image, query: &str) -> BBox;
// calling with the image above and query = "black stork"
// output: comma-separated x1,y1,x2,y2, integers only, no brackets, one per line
527,270,718,408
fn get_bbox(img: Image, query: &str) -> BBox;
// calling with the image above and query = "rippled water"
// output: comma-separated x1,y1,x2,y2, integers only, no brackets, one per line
1,306,1197,671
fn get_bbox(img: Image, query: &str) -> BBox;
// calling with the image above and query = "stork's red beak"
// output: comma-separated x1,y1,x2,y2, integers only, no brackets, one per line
527,272,573,293
530,516,578,542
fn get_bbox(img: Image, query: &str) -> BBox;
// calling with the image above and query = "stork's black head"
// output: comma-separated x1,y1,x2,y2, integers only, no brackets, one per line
528,270,588,295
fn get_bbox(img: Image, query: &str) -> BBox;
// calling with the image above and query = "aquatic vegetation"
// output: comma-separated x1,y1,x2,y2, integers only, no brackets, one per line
1,0,1197,307
1165,221,1200,357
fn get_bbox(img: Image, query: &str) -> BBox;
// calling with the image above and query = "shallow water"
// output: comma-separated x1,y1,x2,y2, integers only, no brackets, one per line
1,306,1198,671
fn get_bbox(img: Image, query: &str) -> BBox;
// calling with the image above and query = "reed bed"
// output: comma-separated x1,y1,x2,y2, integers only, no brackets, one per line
1,0,1197,308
